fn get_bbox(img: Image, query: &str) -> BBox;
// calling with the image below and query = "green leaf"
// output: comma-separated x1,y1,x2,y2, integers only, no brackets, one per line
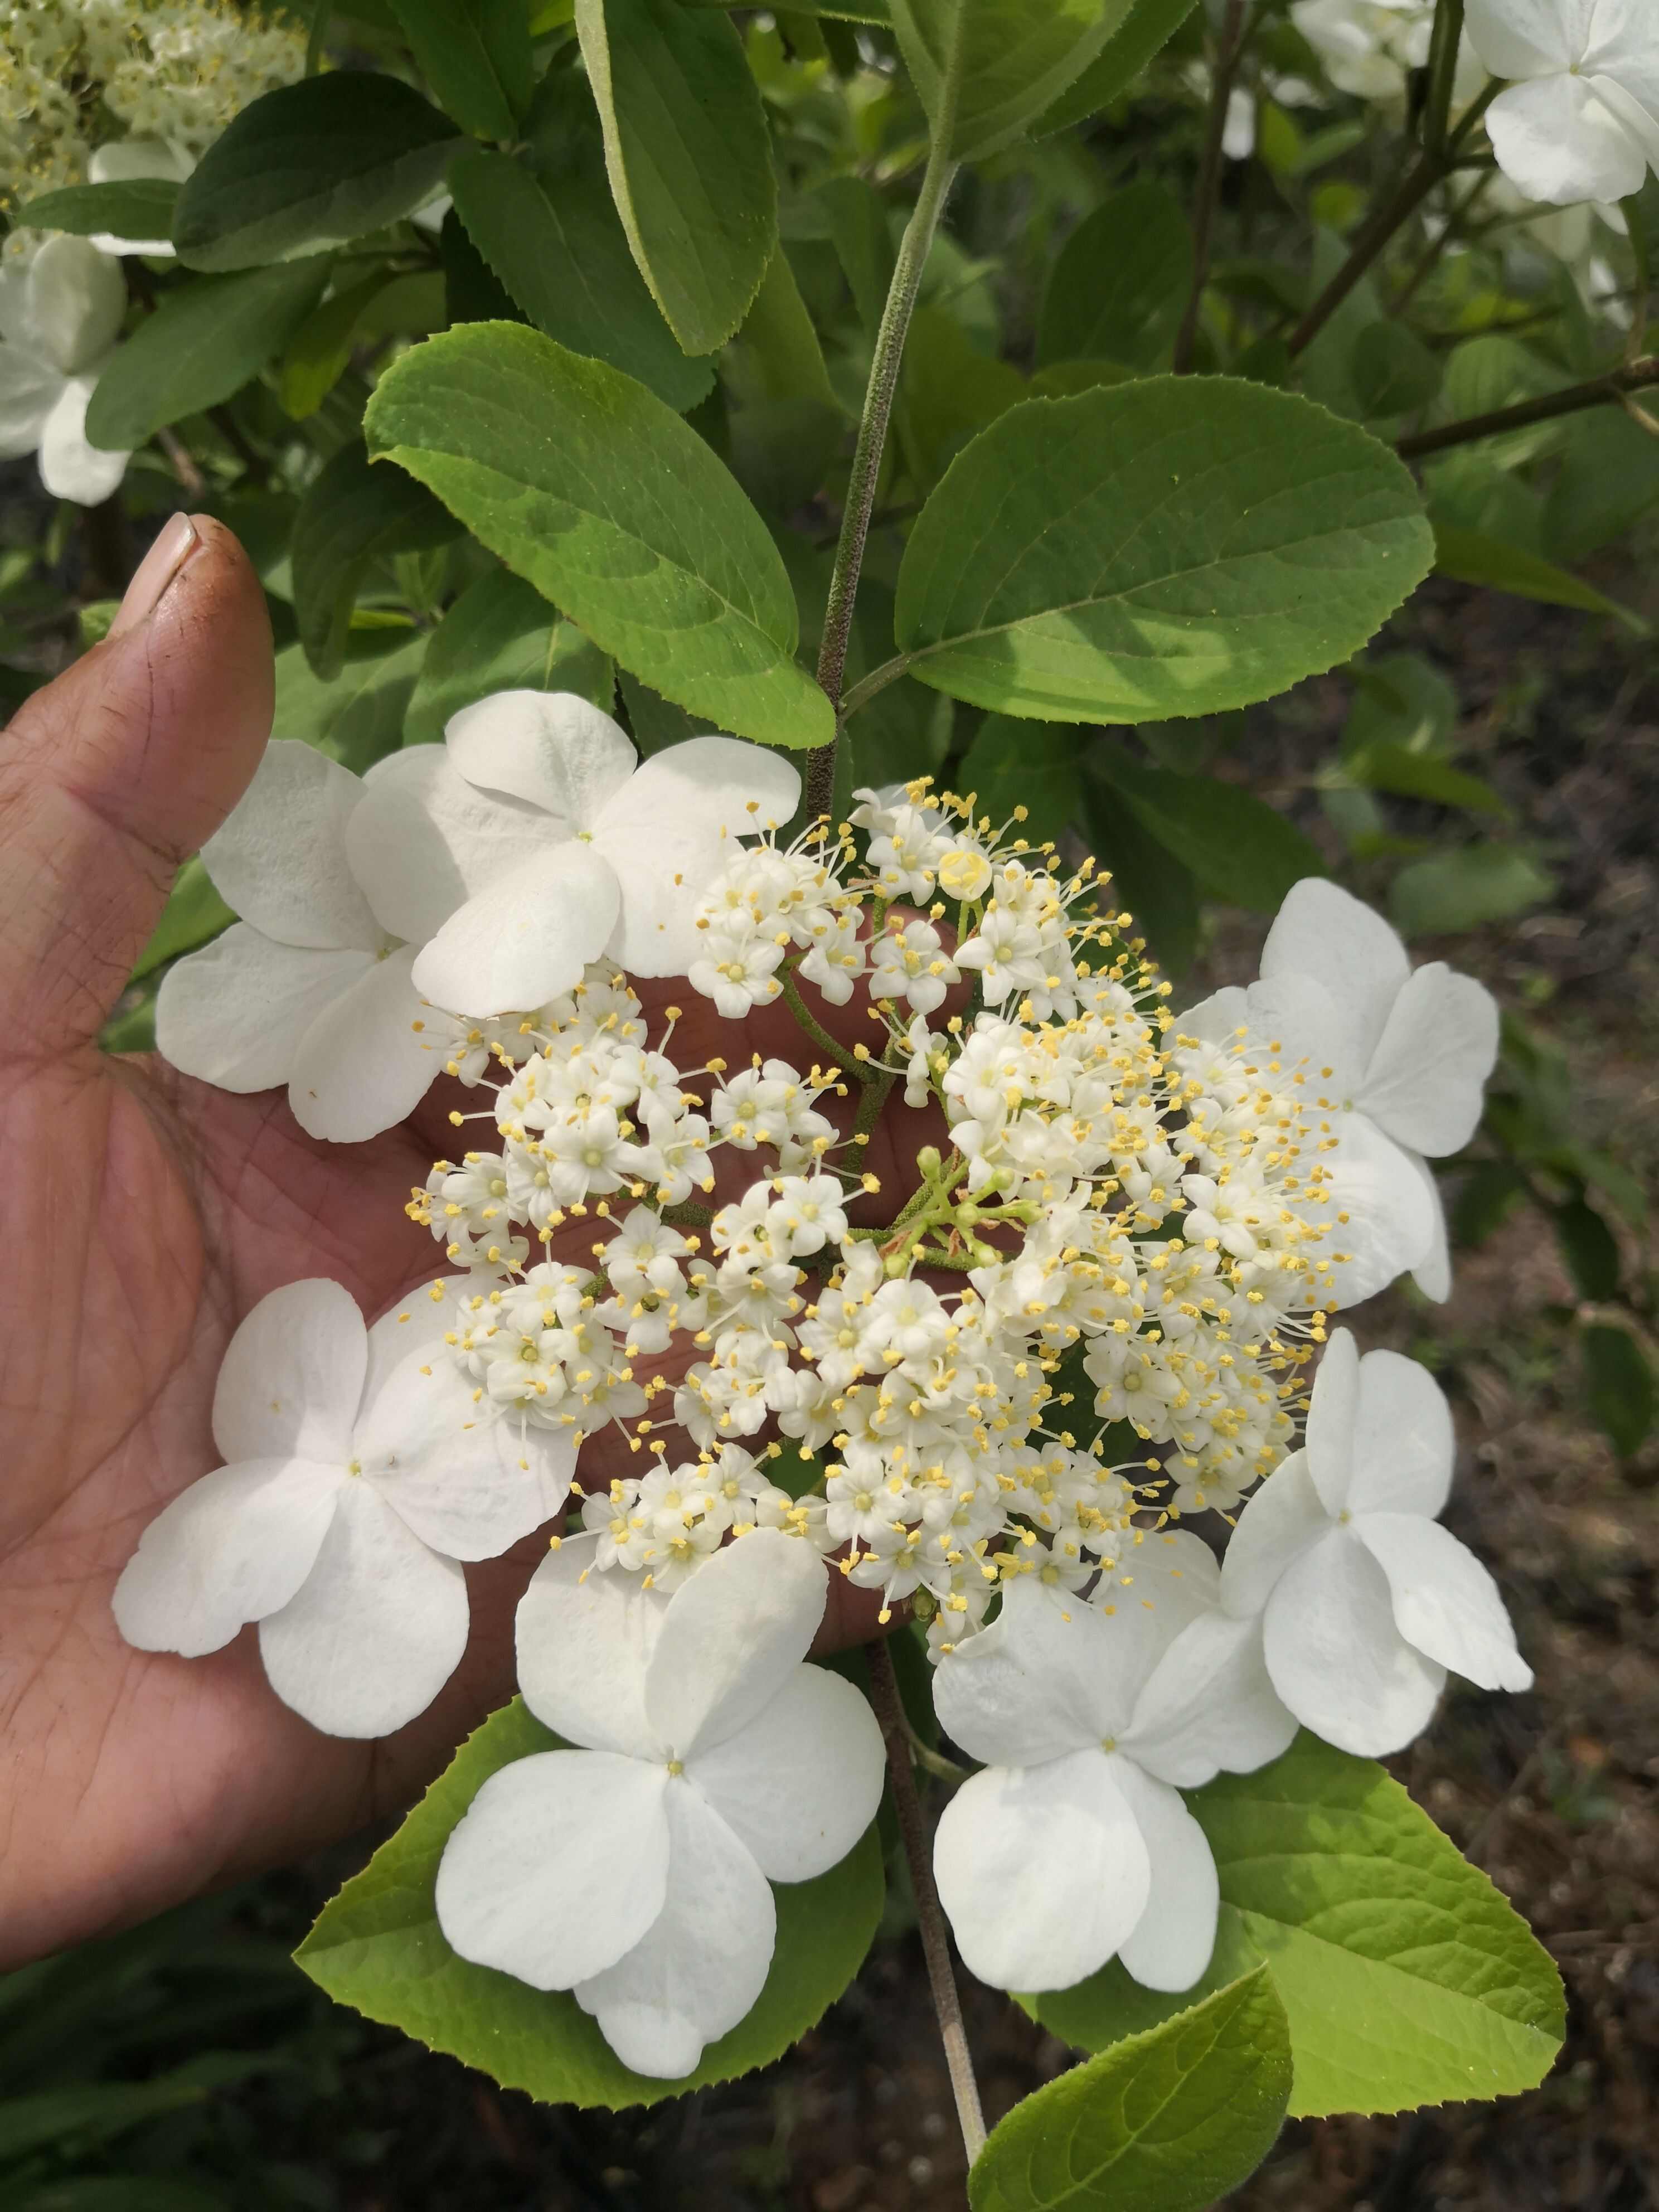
1027,358,1139,399
407,569,614,743
732,245,843,414
1580,1322,1656,1461
1389,845,1555,936
958,717,1084,850
891,0,1139,162
16,178,179,240
1451,1160,1529,1247
1344,740,1510,818
1094,746,1323,911
903,307,1027,487
1554,1197,1622,1302
270,635,430,772
84,259,334,450
617,667,701,754
366,322,833,746
293,441,462,680
172,73,460,271
130,860,234,983
295,1696,884,2105
0,2076,205,2164
1030,0,1199,136
11,2184,227,2212
1350,321,1442,419
1036,183,1191,371
1082,775,1201,976
1343,649,1457,756
894,379,1433,724
386,0,532,139
818,174,896,335
971,1968,1291,2211
278,273,396,420
1430,523,1648,636
448,145,714,412
1033,1735,1565,2119
575,0,777,354
1433,336,1565,469
1544,406,1659,561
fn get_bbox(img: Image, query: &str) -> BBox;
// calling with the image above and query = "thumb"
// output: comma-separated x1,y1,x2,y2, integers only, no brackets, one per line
0,514,274,1060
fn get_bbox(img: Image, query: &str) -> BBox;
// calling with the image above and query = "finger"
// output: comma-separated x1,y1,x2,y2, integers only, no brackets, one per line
0,514,273,1059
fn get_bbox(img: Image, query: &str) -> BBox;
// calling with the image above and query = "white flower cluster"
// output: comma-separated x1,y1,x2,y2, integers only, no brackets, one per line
120,691,1534,2076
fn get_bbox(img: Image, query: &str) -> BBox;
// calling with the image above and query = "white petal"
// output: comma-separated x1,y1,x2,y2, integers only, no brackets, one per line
1356,1512,1534,1693
590,818,731,977
436,1749,671,1988
212,1277,367,1466
1111,1760,1220,1994
1348,1347,1454,1519
156,928,375,1094
258,1481,469,1736
1406,1149,1452,1302
1171,986,1248,1044
932,1578,1119,1767
1219,1449,1330,1617
1486,73,1649,206
202,741,379,951
1304,1327,1360,1514
0,343,60,457
574,1782,775,2078
37,376,129,505
1360,964,1499,1157
933,1750,1151,1995
26,237,127,375
410,844,620,1018
89,137,192,185
645,1529,829,1760
1242,970,1371,1105
360,1280,463,1403
287,945,440,1142
447,689,634,826
1259,880,1409,1073
1115,1527,1223,1650
1125,1611,1298,1788
1317,1112,1437,1306
516,1532,665,1758
355,1341,574,1560
347,744,561,946
1589,0,1659,106
111,1457,341,1657
594,735,801,848
1263,1526,1445,1758
1465,0,1593,78
685,1666,885,1881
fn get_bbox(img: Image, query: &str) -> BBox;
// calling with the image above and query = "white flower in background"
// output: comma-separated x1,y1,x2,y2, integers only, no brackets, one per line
435,1529,885,2077
0,235,129,504
1220,1328,1532,1757
85,135,193,255
112,1278,576,1737
1178,877,1499,1299
156,740,442,1142
345,691,801,1018
1292,0,1487,102
931,1539,1296,1995
1467,0,1659,205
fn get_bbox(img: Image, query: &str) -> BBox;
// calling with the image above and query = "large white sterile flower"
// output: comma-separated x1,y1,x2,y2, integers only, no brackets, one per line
156,740,442,1142
113,1278,576,1737
1468,0,1659,206
0,235,130,505
435,1529,885,2077
1220,1328,1532,1757
1181,877,1499,1299
86,137,194,255
930,1538,1296,1996
345,691,801,1018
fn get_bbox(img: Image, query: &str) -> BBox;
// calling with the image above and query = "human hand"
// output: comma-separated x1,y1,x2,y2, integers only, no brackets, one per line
0,518,891,1970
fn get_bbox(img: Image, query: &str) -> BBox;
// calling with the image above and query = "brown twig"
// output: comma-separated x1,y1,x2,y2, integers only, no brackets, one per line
1396,354,1659,459
1175,0,1250,375
865,1638,987,2164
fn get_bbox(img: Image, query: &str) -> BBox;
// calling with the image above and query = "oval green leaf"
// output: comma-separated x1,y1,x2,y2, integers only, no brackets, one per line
970,1967,1292,2211
575,0,777,355
84,259,334,450
172,73,462,271
890,0,1139,161
295,1696,885,2108
386,0,532,140
893,377,1434,724
1036,183,1191,371
16,178,180,241
406,569,614,743
365,322,834,746
1030,1734,1565,2119
1030,0,1199,136
293,442,462,681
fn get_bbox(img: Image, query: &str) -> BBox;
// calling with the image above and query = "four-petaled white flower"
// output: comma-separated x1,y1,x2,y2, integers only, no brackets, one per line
1468,0,1659,207
1181,877,1498,1300
0,236,130,506
156,740,440,1142
931,1537,1296,1996
1220,1327,1532,1757
435,1529,886,2078
113,1278,576,1738
346,691,801,1018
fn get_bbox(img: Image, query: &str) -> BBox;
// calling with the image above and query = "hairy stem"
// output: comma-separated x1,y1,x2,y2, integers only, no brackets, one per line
1396,353,1659,459
1174,0,1250,375
865,1638,987,2165
805,138,961,819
